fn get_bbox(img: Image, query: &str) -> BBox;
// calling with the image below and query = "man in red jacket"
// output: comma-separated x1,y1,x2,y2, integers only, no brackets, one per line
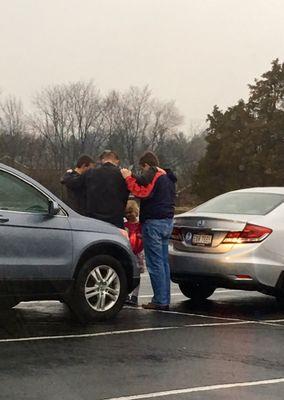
121,151,176,310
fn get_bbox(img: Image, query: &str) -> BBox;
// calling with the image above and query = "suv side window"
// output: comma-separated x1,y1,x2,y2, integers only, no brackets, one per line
0,170,49,213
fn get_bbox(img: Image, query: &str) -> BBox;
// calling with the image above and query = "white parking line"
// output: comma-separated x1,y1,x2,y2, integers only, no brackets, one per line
139,290,241,298
125,307,284,327
185,321,254,328
139,293,182,298
257,321,284,327
0,326,180,343
263,319,284,323
0,321,255,344
137,308,245,322
17,302,284,328
102,377,284,400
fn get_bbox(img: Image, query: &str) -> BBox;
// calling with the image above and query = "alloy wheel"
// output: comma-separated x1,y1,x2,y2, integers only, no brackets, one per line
84,265,120,312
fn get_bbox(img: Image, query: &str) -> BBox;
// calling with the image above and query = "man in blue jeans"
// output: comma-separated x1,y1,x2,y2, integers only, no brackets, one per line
121,151,177,310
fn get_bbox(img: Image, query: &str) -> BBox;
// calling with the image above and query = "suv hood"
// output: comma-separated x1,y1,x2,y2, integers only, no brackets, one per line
69,215,120,235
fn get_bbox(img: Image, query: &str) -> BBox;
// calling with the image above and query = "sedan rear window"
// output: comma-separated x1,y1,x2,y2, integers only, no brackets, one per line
194,192,284,215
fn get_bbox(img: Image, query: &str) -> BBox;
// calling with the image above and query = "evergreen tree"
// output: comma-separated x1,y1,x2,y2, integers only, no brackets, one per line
193,59,284,201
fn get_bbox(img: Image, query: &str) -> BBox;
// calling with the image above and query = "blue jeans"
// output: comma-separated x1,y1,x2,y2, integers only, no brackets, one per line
142,218,174,306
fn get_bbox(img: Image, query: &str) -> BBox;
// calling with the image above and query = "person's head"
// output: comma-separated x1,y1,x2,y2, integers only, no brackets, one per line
125,200,139,222
76,154,95,174
99,150,120,166
139,151,159,172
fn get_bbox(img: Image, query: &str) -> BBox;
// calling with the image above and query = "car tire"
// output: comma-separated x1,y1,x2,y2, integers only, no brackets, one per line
0,297,19,310
178,282,216,301
70,255,128,321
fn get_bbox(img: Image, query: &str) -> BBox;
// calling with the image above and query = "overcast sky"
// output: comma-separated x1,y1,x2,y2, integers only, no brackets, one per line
0,0,284,132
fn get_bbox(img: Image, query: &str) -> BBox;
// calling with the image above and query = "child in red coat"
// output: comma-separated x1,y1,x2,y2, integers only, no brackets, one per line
124,200,145,306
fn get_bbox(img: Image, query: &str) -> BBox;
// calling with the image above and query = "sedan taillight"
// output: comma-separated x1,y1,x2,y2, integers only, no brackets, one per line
222,223,272,244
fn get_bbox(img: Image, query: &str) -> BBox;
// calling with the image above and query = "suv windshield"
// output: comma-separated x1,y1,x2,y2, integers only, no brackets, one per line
194,192,284,215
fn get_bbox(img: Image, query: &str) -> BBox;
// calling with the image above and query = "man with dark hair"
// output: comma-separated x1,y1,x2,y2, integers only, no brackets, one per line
76,154,96,169
121,151,177,310
82,150,129,228
138,151,159,168
61,154,95,215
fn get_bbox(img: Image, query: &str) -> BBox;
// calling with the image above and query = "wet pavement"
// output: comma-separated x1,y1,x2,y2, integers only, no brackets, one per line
0,275,284,400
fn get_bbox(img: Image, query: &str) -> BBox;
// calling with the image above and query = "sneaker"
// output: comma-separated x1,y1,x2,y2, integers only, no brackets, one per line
142,302,169,311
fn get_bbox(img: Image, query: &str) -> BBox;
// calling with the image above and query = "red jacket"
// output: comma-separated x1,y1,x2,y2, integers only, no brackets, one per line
124,221,143,255
125,169,165,198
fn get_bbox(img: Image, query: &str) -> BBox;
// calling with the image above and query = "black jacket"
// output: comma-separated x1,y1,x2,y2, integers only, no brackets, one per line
83,163,129,228
61,170,87,215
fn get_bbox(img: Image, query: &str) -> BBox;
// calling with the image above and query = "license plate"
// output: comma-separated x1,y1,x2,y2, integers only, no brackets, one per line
192,234,213,246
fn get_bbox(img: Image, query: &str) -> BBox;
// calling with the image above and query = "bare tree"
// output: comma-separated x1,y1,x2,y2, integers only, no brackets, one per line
30,81,105,169
149,99,183,151
31,84,71,169
0,83,190,202
0,95,25,137
0,95,31,163
103,86,183,164
117,86,152,164
67,81,106,159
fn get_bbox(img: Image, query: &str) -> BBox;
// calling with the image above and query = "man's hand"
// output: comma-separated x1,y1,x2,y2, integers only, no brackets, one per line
120,168,132,179
157,167,166,173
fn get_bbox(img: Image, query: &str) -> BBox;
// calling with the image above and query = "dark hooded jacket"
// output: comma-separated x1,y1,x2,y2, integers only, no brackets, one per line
60,170,87,215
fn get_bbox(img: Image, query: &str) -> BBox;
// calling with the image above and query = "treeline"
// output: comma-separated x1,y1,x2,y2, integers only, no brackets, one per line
2,59,281,207
193,59,284,201
0,84,206,204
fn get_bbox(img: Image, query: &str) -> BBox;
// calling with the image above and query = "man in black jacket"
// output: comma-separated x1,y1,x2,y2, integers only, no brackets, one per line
82,150,129,228
61,154,95,215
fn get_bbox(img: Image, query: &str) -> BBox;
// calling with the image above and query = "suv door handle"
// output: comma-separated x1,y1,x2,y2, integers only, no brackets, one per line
0,216,9,223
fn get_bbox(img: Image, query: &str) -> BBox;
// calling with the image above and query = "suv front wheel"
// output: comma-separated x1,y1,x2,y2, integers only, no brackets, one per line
70,255,128,321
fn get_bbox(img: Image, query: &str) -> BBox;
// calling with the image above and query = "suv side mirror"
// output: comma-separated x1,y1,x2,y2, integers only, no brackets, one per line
48,200,61,216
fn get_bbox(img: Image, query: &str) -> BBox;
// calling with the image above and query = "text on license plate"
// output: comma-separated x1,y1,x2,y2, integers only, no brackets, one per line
192,234,213,246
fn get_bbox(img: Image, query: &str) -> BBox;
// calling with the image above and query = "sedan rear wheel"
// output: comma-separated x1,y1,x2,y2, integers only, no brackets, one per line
70,255,127,321
179,282,216,301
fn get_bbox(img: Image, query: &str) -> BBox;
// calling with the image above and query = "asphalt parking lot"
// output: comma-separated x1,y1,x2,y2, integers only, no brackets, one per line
0,274,284,400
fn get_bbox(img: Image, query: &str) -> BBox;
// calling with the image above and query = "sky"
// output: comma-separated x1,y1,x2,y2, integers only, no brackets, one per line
0,0,284,133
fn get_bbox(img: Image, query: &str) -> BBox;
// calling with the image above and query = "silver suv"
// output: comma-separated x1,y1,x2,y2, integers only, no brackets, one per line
0,163,139,321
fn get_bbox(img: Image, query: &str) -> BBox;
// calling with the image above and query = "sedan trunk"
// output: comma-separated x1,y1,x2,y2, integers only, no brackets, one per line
172,213,248,254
